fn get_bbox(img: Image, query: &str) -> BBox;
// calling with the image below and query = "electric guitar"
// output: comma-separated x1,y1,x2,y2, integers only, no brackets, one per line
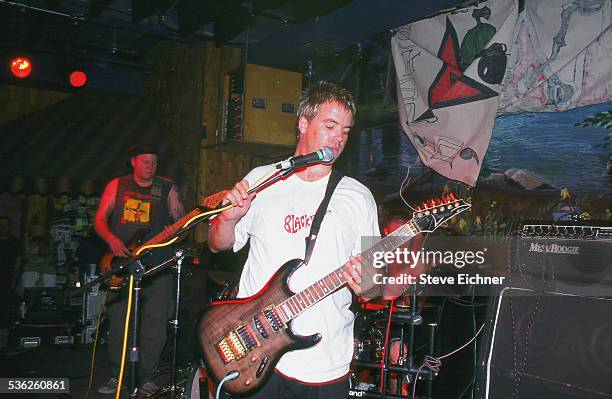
99,228,150,290
98,190,229,289
197,194,471,396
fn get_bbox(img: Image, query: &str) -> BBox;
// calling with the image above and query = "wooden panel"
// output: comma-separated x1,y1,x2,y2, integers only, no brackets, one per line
195,44,242,243
146,41,207,214
243,64,301,146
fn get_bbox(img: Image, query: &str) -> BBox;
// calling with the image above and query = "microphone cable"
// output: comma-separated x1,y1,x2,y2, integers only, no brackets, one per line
379,297,396,393
411,322,485,399
115,275,134,399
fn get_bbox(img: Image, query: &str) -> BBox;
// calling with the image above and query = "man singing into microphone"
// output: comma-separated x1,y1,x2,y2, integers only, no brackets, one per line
208,81,380,398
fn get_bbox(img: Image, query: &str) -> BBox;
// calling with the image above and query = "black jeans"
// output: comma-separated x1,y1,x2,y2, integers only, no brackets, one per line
105,272,174,383
241,372,349,399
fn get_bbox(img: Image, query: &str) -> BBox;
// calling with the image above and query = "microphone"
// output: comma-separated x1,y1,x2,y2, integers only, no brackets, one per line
276,147,335,170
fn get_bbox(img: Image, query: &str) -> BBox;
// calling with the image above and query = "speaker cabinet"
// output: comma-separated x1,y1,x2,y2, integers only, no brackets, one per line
243,64,302,146
477,288,612,398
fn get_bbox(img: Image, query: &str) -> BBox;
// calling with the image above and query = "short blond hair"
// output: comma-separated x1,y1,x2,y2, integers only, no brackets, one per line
297,81,356,121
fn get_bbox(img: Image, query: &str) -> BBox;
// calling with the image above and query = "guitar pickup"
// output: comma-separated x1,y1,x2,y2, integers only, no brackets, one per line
253,315,269,339
264,308,283,332
237,324,259,350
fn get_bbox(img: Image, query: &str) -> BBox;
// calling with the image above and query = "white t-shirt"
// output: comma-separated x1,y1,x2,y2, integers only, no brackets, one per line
233,164,380,383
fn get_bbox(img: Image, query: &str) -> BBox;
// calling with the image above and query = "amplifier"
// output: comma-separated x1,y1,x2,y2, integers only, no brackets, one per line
518,220,612,240
476,221,612,398
9,323,73,348
509,221,612,297
477,288,612,399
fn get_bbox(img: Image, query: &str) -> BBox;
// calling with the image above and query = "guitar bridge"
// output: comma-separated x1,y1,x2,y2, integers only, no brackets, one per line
216,324,259,364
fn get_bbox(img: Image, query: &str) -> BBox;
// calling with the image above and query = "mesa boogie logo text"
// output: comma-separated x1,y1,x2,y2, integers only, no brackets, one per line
528,242,580,255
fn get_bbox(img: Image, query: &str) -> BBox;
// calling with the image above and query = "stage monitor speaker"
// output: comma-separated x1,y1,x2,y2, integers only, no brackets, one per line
477,287,612,399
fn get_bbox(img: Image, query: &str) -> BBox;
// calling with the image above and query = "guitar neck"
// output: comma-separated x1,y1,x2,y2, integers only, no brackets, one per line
137,207,204,250
276,220,420,322
132,190,230,257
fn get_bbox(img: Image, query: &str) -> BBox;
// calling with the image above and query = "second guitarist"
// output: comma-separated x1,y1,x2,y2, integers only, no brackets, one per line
94,143,185,397
209,82,380,399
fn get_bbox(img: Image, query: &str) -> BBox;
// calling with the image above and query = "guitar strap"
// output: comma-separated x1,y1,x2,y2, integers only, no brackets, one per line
304,169,344,265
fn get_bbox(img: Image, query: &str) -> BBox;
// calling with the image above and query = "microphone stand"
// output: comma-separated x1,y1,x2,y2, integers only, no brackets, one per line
149,249,186,399
126,251,186,398
169,251,184,399
126,259,145,399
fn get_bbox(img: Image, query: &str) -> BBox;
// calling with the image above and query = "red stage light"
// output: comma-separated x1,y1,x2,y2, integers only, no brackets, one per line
69,70,87,87
10,57,32,78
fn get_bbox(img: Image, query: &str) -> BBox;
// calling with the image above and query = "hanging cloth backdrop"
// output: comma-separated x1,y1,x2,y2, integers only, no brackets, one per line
498,0,611,114
392,0,611,186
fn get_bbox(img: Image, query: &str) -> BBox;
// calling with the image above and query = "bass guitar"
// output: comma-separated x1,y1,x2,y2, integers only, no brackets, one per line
197,194,471,395
98,228,150,290
97,190,229,290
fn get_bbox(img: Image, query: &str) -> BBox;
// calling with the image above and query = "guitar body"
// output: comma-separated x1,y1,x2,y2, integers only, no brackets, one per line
197,259,321,396
99,229,150,290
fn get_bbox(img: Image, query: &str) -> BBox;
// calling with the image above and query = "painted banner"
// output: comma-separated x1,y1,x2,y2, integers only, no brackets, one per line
392,0,517,186
499,0,611,113
392,0,611,186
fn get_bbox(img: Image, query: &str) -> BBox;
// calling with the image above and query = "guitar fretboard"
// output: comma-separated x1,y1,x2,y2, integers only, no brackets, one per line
275,220,420,323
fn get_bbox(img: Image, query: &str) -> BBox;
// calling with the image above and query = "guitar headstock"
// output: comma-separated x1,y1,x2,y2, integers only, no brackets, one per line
412,193,471,233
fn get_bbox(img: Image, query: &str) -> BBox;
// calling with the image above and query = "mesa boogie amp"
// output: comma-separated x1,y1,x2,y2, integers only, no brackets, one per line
477,221,612,399
508,221,612,297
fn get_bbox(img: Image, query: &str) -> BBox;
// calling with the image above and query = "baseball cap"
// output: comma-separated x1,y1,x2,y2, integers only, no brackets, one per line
128,143,159,158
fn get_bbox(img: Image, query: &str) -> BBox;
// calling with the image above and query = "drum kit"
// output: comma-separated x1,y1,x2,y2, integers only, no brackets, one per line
349,295,432,397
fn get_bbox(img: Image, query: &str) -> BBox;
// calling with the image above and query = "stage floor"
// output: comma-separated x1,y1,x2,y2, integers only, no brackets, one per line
0,343,202,399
